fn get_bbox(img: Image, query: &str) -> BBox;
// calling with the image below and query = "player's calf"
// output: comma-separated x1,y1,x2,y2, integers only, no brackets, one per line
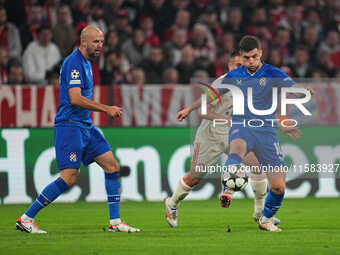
250,176,267,220
270,184,285,195
165,176,195,228
261,189,285,225
16,176,70,233
268,170,286,194
168,174,197,208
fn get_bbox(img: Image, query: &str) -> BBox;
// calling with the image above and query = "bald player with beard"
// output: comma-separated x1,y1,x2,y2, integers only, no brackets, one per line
16,26,140,234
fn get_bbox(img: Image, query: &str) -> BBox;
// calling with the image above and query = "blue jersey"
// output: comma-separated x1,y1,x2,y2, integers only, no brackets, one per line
220,62,295,129
55,49,93,128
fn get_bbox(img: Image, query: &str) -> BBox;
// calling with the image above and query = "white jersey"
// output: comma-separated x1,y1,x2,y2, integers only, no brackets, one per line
195,74,232,141
191,74,233,167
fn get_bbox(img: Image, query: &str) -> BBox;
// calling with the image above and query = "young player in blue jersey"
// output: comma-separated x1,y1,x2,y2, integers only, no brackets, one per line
16,26,140,233
220,36,313,232
172,52,301,228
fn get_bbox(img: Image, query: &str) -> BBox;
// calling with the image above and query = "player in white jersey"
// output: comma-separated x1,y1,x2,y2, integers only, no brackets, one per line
165,52,300,228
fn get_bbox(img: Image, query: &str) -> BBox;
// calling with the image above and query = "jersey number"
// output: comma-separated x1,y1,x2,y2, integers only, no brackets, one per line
274,142,284,161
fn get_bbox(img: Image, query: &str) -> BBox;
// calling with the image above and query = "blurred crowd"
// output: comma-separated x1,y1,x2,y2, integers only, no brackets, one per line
1,0,340,86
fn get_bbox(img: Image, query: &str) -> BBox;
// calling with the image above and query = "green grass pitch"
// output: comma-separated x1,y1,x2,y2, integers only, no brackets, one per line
1,198,340,255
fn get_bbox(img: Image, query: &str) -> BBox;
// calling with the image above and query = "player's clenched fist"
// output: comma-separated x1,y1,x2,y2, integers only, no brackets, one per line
176,107,191,121
278,125,301,140
106,106,122,118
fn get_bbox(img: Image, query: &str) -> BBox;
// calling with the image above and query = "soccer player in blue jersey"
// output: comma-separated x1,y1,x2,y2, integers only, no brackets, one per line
220,35,313,232
172,51,301,228
16,26,140,233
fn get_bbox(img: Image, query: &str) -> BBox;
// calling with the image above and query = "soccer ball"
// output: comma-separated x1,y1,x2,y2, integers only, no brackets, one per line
221,164,248,191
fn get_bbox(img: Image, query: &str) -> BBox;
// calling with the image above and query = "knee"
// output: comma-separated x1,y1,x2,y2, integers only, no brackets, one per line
183,173,201,187
270,183,285,195
66,178,77,187
190,177,201,186
233,146,244,155
61,173,78,187
230,139,247,157
105,160,120,173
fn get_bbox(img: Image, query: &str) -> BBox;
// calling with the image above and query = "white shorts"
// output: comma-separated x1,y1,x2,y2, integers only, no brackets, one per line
191,133,230,168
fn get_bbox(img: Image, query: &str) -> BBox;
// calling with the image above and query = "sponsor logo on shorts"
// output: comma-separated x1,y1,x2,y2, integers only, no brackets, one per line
69,152,77,162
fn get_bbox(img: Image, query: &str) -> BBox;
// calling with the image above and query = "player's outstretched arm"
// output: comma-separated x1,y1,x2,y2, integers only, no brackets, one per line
176,97,202,121
291,84,315,96
277,122,301,141
197,105,231,122
176,93,216,121
277,84,313,140
275,107,301,141
69,87,122,118
176,75,225,122
176,106,191,122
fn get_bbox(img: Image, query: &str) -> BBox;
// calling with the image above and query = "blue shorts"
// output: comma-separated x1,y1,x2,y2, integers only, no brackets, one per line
54,125,111,170
228,126,284,167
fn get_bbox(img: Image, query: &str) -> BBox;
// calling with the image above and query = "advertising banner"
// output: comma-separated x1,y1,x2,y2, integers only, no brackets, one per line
1,127,339,204
1,82,340,127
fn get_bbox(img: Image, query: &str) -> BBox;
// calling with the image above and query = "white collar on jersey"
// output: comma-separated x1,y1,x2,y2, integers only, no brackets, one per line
246,61,264,76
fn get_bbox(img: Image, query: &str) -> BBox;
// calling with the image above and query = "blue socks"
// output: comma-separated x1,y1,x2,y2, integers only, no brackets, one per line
25,177,69,218
105,172,120,220
262,189,284,218
24,173,121,221
224,153,243,167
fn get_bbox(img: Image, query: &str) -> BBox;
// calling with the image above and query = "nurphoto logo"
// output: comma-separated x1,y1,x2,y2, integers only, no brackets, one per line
200,82,312,128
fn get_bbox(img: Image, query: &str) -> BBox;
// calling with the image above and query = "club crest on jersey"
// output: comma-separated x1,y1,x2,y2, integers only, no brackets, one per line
259,77,266,86
69,152,77,162
71,69,80,79
236,79,242,85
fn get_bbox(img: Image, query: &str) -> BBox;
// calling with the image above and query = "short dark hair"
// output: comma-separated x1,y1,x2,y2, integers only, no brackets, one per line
274,26,289,36
37,24,51,34
239,35,261,52
105,49,121,58
295,45,307,53
8,59,22,72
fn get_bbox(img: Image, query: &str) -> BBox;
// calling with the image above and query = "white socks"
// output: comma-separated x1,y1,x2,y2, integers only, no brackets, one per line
110,218,121,225
260,215,270,224
168,176,266,213
21,214,33,221
250,177,267,215
168,178,192,208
